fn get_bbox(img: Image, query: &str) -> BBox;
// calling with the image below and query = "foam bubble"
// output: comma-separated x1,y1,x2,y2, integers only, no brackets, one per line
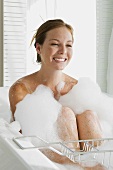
59,77,113,137
15,85,62,142
56,81,65,93
15,77,113,141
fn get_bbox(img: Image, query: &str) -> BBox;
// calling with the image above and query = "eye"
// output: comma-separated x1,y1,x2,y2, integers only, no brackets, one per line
66,44,72,47
51,43,59,46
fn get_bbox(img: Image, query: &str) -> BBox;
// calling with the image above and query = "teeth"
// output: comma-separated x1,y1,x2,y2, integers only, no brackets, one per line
54,58,65,62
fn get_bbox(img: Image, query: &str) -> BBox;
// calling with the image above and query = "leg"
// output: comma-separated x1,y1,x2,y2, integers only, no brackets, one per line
57,106,79,144
76,110,106,169
76,110,103,149
84,164,107,170
41,149,72,164
41,106,79,164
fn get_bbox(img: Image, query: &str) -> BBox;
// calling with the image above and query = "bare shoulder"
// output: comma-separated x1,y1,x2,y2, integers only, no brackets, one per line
9,78,30,118
61,73,78,95
9,79,29,100
64,73,78,86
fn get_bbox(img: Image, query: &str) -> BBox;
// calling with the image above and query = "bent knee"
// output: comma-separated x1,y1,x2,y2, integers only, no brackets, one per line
83,110,95,115
61,106,75,119
57,106,76,122
77,110,97,119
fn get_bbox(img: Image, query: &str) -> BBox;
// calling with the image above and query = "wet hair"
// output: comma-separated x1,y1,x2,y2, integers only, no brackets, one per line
31,19,74,63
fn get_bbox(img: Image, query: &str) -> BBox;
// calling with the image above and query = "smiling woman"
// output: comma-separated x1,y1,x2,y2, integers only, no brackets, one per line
34,26,73,70
31,19,73,64
26,0,96,81
9,19,103,167
1,0,96,87
9,19,77,115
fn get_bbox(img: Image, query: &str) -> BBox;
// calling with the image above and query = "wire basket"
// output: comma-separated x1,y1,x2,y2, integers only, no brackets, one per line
13,136,113,169
60,138,113,169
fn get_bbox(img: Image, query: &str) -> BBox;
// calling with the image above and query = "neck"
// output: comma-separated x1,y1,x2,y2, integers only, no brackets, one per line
37,68,64,88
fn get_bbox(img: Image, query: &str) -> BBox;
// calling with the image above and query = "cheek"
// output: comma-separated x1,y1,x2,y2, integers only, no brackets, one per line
41,48,51,58
41,48,54,62
68,50,73,59
46,47,55,55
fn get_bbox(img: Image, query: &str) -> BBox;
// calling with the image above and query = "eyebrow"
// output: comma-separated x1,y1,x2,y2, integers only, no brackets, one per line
49,39,73,43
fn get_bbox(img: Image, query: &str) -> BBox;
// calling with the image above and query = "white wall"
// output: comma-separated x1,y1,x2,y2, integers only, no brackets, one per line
96,0,113,92
26,0,96,81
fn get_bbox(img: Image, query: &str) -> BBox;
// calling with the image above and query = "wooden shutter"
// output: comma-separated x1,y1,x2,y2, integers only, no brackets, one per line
3,0,27,86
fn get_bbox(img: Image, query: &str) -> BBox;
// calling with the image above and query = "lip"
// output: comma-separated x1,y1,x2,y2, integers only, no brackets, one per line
53,57,67,62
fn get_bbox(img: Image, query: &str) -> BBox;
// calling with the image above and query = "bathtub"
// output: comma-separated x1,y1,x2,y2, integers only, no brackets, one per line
0,87,113,170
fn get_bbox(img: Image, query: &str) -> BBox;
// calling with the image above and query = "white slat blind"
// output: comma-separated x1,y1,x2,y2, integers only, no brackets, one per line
3,0,27,87
96,0,113,92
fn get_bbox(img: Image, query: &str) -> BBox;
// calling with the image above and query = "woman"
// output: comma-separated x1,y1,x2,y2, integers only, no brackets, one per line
9,19,104,167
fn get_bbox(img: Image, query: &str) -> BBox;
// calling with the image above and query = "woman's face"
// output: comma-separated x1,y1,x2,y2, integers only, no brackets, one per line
36,26,73,70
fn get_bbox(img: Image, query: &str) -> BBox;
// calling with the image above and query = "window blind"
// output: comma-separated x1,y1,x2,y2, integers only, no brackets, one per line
96,0,113,92
3,0,27,87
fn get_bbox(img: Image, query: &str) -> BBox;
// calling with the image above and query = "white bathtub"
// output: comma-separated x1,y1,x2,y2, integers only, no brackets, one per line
0,87,113,170
0,87,60,170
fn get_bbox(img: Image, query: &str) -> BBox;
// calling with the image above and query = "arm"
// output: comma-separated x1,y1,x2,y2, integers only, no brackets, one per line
9,82,29,120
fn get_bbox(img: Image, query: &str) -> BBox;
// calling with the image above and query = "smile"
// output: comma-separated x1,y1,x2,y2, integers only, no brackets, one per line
53,58,67,62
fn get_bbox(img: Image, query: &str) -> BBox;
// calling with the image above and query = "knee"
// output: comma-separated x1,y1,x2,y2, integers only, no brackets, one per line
84,110,95,115
76,110,101,130
61,106,75,120
77,110,96,119
57,106,76,123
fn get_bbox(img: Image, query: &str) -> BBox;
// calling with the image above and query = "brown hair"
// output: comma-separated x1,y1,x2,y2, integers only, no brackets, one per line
31,19,74,63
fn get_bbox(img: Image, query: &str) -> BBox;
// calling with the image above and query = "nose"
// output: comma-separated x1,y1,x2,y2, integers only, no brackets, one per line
58,45,67,54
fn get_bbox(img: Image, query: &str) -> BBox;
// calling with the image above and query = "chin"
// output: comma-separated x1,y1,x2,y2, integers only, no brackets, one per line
55,66,66,71
54,63,68,70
